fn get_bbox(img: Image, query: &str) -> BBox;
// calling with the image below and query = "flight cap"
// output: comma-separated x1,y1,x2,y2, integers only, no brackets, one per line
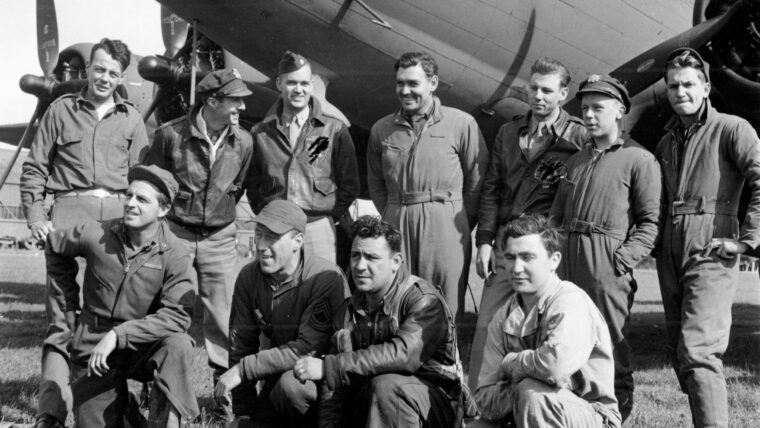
576,74,631,113
196,68,253,97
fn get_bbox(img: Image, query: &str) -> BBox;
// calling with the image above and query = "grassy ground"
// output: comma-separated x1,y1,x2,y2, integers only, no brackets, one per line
1,251,759,427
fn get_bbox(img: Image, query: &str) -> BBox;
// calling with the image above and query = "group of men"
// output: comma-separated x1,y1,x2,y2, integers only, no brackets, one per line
18,34,760,428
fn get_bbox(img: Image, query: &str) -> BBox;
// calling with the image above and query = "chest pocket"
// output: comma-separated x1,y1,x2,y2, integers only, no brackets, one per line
55,131,85,169
381,143,409,181
107,135,131,171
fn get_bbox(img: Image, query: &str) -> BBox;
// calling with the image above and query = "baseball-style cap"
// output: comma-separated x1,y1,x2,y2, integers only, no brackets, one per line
665,47,710,83
196,68,253,97
128,165,179,202
576,74,631,113
278,51,310,75
252,200,306,234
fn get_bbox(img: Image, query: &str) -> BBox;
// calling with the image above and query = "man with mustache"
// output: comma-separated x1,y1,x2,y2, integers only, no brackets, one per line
20,38,149,428
469,57,587,390
143,68,254,421
367,51,488,327
550,74,661,421
214,200,349,427
246,51,359,265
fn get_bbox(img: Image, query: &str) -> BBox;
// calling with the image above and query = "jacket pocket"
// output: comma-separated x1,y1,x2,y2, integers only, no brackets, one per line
313,178,336,196
55,131,84,168
173,190,193,218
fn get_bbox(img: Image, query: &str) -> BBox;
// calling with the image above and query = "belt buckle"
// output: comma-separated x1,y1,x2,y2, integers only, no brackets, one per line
93,188,108,198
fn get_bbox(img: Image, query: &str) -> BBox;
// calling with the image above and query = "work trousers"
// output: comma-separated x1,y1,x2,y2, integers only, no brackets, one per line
38,194,124,423
70,333,199,427
467,379,609,428
304,216,337,264
324,373,457,428
237,370,318,428
168,220,238,374
657,214,738,428
559,232,636,421
469,225,515,392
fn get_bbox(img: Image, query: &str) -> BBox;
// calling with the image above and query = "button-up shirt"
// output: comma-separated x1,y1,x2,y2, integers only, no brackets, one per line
195,107,230,165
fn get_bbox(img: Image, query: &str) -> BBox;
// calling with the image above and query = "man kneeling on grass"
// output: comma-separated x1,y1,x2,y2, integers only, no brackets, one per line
44,165,199,426
471,214,621,428
294,215,461,427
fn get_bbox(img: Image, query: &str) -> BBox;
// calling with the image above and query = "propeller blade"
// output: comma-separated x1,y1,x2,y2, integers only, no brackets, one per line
609,0,743,97
0,101,45,192
161,6,190,59
36,0,59,76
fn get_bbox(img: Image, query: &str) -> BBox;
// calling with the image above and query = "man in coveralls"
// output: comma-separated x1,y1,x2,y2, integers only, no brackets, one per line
44,165,199,427
655,47,760,427
20,38,149,427
367,51,488,322
143,68,253,419
469,57,587,390
294,215,460,428
246,51,359,264
214,200,349,427
549,75,661,420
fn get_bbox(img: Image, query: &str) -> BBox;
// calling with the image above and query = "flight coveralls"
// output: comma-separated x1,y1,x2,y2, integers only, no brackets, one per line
45,219,199,426
246,97,359,264
319,270,460,428
144,108,253,376
469,109,586,391
472,279,621,428
549,136,661,419
367,96,488,319
21,88,149,423
655,101,760,427
229,252,349,427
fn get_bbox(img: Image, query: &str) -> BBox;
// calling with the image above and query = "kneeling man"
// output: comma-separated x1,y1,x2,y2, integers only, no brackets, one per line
214,200,349,427
45,165,199,426
295,215,460,427
472,214,621,428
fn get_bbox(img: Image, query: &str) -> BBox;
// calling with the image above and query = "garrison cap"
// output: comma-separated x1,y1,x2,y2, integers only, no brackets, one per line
665,47,710,83
576,74,631,113
252,200,306,234
128,165,179,202
196,68,253,97
278,51,310,75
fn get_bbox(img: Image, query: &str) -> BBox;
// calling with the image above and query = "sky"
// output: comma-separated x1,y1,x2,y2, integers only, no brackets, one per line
0,0,163,126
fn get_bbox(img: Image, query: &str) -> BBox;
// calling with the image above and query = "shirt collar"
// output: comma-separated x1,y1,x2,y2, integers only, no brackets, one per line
665,99,710,132
195,107,230,144
393,96,443,127
75,87,129,113
519,108,569,136
109,219,171,253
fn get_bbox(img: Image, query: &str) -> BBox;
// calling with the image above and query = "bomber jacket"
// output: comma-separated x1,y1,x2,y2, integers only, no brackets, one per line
44,219,195,365
476,109,586,246
246,97,359,218
21,89,149,225
319,269,458,424
144,107,253,228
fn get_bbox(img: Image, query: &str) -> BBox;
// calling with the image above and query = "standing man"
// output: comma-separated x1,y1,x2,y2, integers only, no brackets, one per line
469,57,587,389
214,200,349,427
367,51,488,320
550,75,661,420
143,68,253,419
20,38,149,427
655,48,760,427
472,214,621,428
45,165,199,426
294,215,460,428
246,51,359,264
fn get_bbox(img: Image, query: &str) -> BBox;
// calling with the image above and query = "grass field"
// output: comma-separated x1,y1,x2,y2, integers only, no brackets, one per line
1,250,759,427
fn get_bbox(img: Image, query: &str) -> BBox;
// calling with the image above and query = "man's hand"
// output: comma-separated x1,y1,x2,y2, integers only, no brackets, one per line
294,356,324,383
88,330,117,377
30,221,55,242
500,353,526,384
476,244,493,280
702,238,750,259
214,365,243,401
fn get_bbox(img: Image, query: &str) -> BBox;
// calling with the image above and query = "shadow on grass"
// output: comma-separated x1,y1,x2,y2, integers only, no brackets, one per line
0,282,46,306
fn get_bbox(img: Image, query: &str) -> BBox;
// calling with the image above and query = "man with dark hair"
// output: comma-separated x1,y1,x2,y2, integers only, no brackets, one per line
472,214,621,428
469,57,587,389
44,165,199,426
20,38,149,427
550,74,661,420
144,68,254,420
294,215,460,427
214,200,349,427
655,47,760,427
367,51,488,324
246,51,359,264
